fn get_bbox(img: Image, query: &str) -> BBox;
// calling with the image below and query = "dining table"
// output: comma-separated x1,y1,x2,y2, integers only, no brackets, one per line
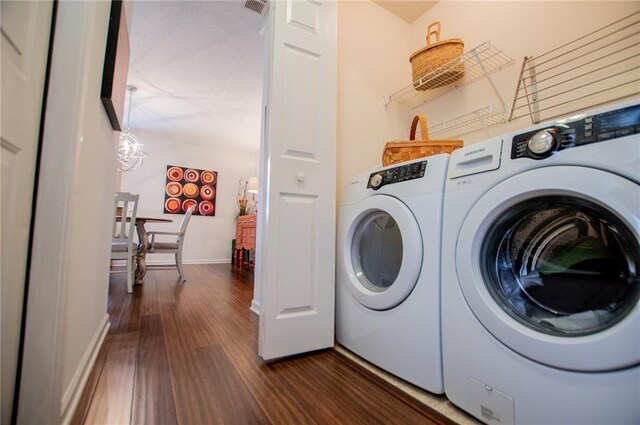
117,215,173,284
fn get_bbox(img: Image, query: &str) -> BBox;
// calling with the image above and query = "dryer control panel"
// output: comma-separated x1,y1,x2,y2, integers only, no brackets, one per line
511,103,640,160
367,160,427,190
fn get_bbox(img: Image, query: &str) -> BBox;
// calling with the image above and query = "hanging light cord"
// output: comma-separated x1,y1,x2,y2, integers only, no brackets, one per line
125,85,134,130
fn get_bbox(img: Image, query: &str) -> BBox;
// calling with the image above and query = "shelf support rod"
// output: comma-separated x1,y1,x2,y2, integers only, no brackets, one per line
526,58,541,123
508,56,529,122
474,48,507,113
475,106,492,138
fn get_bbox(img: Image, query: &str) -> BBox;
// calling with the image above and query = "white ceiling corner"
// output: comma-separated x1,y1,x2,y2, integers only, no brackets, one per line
126,0,266,152
372,0,438,24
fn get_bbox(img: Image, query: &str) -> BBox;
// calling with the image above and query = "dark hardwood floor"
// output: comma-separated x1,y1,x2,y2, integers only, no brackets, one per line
72,264,454,425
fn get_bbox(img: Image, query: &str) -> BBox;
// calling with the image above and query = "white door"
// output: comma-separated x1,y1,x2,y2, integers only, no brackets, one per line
0,1,53,423
258,0,337,361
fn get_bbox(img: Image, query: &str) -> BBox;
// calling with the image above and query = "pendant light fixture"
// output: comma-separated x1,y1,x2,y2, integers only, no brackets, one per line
118,85,148,171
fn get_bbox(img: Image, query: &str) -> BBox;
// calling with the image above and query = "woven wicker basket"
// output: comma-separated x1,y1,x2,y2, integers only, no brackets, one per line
382,115,463,166
410,22,464,91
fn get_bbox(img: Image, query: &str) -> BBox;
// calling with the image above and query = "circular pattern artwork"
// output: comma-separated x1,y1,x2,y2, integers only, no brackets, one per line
199,200,214,216
183,183,199,198
167,166,184,182
182,199,197,212
184,169,200,183
201,171,217,185
165,182,183,197
165,197,181,213
164,165,217,217
200,185,215,200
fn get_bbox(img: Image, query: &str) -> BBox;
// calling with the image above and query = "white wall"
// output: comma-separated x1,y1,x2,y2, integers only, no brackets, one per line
408,1,640,144
60,0,116,386
337,1,413,202
58,1,118,419
120,131,259,264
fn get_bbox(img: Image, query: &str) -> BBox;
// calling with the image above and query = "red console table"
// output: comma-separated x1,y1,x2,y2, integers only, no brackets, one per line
234,214,256,269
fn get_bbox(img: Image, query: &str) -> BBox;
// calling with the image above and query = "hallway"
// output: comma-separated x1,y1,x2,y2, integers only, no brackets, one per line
71,264,452,425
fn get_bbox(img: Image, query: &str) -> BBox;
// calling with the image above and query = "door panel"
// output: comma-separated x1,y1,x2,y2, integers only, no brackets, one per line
0,1,53,423
276,194,317,318
281,45,319,159
258,0,337,361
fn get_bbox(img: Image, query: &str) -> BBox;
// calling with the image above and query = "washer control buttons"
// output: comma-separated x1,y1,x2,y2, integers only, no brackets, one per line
528,130,557,155
369,173,383,188
511,104,640,160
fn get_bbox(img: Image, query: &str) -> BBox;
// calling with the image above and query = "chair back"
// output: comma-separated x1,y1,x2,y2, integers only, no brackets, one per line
178,205,196,236
113,192,139,244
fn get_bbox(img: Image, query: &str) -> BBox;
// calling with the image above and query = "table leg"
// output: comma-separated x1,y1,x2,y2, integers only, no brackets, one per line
135,222,149,284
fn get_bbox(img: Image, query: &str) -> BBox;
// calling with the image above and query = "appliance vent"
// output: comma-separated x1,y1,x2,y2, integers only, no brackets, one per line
244,0,267,14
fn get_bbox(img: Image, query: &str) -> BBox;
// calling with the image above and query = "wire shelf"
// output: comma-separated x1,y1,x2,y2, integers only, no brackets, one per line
388,105,508,141
509,11,640,124
387,41,514,109
428,106,508,139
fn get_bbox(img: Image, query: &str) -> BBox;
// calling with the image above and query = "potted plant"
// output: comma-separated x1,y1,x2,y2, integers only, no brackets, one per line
236,178,256,219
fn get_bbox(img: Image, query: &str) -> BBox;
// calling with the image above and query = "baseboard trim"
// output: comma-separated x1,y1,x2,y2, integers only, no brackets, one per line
250,299,261,316
60,314,110,425
145,259,231,266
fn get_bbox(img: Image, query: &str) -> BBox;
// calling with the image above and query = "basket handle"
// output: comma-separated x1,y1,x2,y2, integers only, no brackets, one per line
426,21,441,46
409,114,429,141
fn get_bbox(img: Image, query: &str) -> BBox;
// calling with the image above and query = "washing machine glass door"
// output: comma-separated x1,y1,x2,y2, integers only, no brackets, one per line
457,166,640,371
344,195,423,310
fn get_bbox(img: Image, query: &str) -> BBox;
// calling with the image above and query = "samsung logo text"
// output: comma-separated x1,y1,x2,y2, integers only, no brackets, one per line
464,148,485,157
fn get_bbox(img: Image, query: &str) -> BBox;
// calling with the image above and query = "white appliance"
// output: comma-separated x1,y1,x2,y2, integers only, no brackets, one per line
442,102,640,424
336,155,448,394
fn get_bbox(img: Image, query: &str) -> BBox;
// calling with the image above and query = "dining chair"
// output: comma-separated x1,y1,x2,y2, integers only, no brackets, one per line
111,192,139,293
146,205,196,281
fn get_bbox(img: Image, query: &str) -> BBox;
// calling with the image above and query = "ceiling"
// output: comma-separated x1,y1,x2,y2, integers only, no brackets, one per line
372,1,437,23
126,1,266,152
125,1,436,153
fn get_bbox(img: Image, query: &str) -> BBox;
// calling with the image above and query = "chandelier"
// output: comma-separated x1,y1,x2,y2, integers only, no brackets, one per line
118,85,148,171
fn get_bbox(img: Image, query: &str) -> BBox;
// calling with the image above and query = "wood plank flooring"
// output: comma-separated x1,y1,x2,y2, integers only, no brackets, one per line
72,264,454,425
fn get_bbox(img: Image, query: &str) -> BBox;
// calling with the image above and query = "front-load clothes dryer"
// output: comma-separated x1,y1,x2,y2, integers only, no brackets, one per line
442,101,640,425
336,155,449,394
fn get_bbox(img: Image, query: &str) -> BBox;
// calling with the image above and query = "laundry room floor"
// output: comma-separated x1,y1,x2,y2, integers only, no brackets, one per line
71,264,467,424
336,347,480,425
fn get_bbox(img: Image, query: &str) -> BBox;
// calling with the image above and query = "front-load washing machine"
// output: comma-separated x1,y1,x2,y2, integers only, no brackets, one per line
442,101,640,424
336,155,449,393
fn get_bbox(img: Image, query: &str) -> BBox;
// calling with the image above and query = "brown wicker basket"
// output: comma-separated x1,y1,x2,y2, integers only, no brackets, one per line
382,114,463,166
410,22,464,91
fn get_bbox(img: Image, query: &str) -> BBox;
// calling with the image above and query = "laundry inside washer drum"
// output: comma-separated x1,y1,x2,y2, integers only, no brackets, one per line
481,196,640,336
